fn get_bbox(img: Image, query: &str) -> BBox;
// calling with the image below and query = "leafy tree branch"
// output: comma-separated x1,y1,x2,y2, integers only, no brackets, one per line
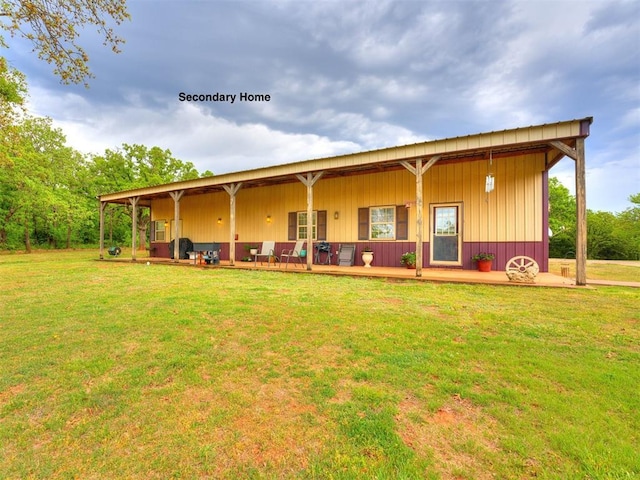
0,0,130,86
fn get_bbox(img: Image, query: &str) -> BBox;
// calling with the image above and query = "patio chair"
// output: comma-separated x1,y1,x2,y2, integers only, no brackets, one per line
280,240,305,269
254,240,277,267
337,244,356,266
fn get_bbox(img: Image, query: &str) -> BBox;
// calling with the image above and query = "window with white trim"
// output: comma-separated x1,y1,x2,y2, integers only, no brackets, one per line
370,206,395,239
154,220,166,241
297,211,317,240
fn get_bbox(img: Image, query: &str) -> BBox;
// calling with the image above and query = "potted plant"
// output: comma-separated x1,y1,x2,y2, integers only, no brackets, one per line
240,244,258,261
471,252,495,272
244,244,258,256
400,251,416,269
361,246,374,268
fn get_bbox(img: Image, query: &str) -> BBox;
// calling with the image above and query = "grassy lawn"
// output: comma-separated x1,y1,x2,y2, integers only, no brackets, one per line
1,251,638,479
549,258,640,283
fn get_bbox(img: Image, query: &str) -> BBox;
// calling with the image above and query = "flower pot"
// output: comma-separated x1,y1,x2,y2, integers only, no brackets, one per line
477,259,492,272
405,264,416,269
249,248,258,255
362,252,374,268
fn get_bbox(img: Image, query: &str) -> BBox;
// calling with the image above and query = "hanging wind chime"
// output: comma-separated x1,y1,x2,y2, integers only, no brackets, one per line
485,150,495,193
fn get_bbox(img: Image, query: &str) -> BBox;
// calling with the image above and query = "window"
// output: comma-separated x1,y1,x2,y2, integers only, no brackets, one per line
434,207,457,235
289,211,326,241
370,206,395,239
297,211,317,240
154,220,166,241
358,206,408,241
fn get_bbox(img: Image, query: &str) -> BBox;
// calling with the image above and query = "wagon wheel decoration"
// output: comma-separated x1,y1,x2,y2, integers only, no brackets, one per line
505,256,539,283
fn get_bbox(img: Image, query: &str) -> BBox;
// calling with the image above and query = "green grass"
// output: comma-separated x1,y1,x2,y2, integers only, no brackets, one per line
1,251,639,479
549,258,640,283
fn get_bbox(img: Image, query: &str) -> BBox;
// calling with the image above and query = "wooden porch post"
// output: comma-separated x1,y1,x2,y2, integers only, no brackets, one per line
296,172,324,271
129,197,140,261
169,190,184,262
575,138,587,286
401,156,440,277
549,140,587,286
222,183,242,266
99,201,106,259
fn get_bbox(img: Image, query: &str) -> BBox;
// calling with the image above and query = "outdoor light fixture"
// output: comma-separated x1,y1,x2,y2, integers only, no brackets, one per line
217,217,222,224
334,211,339,220
266,215,272,223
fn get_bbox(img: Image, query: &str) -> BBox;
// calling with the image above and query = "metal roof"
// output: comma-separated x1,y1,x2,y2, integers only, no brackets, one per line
99,117,592,204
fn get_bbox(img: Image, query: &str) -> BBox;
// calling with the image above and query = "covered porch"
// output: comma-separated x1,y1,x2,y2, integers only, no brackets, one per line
104,254,579,288
98,118,592,285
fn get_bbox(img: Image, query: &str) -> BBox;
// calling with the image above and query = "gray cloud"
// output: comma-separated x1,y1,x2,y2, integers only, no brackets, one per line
9,0,640,212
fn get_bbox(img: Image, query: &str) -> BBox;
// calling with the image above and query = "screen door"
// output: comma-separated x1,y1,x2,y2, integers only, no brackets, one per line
431,204,462,265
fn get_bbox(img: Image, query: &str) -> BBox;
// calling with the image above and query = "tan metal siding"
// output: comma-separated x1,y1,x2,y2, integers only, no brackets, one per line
430,154,544,242
150,154,545,245
151,192,229,242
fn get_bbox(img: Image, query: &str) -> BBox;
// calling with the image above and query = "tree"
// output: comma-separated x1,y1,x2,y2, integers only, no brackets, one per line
0,0,130,86
0,56,27,171
0,58,210,251
614,193,640,260
587,210,623,260
90,144,202,250
0,116,92,250
1,60,98,250
0,57,28,246
548,177,577,258
0,56,26,129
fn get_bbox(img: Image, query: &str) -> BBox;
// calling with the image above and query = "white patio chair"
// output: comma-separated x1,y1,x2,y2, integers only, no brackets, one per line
254,240,276,267
280,240,305,269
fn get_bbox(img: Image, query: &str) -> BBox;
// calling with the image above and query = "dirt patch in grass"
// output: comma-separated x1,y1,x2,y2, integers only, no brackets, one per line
396,393,499,479
0,383,26,406
382,297,405,305
205,377,331,477
328,378,357,405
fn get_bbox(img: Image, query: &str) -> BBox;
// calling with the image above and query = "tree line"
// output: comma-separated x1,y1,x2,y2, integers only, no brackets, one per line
549,178,639,260
1,56,211,251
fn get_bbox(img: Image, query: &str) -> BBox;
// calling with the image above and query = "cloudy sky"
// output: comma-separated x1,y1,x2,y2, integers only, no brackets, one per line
4,0,639,212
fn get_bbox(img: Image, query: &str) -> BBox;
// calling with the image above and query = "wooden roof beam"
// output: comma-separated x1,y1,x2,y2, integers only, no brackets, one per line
549,140,578,161
546,150,566,170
